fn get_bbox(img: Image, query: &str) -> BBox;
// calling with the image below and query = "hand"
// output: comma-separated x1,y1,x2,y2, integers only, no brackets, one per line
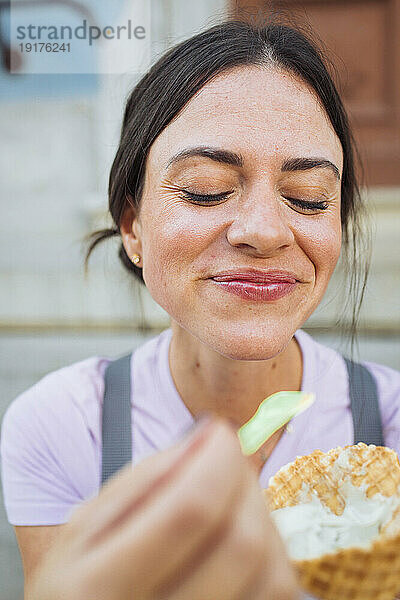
27,418,300,600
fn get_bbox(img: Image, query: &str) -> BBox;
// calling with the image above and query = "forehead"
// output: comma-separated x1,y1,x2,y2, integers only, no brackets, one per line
148,65,343,174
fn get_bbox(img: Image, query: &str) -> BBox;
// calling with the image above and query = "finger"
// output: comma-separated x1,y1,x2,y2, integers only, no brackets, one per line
81,420,248,596
67,417,214,545
159,470,268,600
244,503,300,600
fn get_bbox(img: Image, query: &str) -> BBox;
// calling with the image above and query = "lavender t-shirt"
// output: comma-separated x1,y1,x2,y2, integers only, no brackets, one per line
1,328,400,526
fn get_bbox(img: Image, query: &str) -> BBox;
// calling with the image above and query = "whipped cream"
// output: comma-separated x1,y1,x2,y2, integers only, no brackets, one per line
270,479,400,560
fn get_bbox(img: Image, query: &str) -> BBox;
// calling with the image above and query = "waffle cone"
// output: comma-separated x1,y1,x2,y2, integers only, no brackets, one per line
265,443,400,600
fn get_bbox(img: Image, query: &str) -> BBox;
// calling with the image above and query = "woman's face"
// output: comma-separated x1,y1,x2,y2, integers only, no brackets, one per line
122,65,343,360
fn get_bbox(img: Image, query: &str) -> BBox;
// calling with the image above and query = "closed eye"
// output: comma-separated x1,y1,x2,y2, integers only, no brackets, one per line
179,190,234,203
179,190,330,212
283,196,330,212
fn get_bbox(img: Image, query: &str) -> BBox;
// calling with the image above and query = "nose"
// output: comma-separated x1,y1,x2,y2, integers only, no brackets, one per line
226,183,295,257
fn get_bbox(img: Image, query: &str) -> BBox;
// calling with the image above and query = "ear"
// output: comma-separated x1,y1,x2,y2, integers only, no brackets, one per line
120,202,142,260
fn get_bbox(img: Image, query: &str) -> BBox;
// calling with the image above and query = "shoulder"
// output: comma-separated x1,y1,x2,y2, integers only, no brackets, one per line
296,329,400,450
296,329,400,394
1,329,169,470
295,329,348,390
362,360,400,453
0,356,111,525
1,355,110,443
363,359,400,395
361,359,400,418
0,331,168,526
295,328,400,405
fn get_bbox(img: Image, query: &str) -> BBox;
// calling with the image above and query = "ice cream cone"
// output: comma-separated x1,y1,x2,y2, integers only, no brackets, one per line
265,443,400,600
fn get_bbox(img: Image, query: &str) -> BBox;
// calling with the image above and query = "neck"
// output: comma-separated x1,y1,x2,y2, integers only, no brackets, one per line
168,322,303,428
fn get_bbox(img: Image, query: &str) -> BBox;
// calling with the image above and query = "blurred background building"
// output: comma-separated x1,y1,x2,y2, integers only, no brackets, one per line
0,0,398,598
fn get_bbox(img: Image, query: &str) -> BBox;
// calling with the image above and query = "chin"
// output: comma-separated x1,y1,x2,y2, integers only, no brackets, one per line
200,321,296,361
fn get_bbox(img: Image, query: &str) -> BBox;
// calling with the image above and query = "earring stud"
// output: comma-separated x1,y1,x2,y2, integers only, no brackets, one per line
131,254,141,265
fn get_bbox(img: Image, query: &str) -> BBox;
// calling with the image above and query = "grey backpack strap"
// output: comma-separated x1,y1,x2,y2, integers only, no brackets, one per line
101,353,133,486
344,357,384,446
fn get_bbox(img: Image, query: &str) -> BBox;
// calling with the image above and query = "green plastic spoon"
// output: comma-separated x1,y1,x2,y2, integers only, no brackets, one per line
238,391,315,455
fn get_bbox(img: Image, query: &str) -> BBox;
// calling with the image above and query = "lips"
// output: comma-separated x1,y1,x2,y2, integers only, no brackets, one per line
211,270,298,284
209,270,299,302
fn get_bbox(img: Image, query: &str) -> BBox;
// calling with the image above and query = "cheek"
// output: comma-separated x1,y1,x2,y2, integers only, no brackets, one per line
286,200,342,276
300,217,342,282
140,205,213,300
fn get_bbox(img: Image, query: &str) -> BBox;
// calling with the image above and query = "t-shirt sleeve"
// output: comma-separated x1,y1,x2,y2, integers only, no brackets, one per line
0,358,105,525
365,361,400,455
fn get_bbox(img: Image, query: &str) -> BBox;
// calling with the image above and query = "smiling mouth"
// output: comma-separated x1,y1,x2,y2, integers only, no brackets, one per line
212,276,297,284
209,278,298,302
210,270,299,284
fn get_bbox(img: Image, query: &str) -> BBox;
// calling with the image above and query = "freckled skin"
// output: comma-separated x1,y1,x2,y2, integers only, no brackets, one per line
120,65,343,433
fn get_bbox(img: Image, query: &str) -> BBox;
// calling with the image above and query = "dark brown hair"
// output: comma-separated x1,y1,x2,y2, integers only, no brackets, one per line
84,19,369,340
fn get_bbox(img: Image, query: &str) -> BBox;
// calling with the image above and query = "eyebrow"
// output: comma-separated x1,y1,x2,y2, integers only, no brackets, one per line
166,146,244,169
166,146,340,180
281,157,341,180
